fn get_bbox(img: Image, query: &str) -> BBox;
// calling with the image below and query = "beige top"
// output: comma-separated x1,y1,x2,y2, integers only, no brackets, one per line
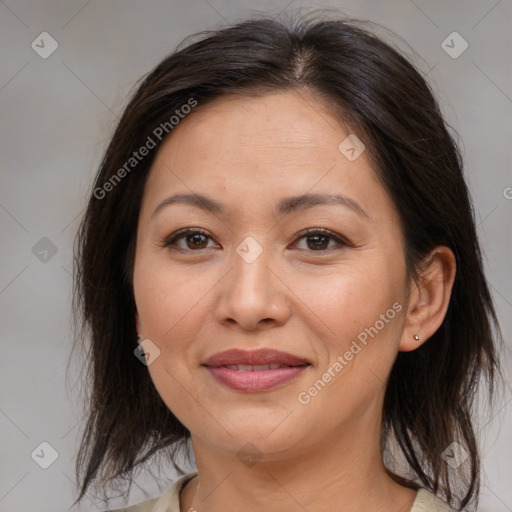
109,472,454,512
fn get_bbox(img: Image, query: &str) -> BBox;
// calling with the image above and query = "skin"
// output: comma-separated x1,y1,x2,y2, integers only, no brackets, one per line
133,89,456,512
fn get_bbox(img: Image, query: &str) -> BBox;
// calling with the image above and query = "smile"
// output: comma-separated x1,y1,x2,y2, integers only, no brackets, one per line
204,364,310,392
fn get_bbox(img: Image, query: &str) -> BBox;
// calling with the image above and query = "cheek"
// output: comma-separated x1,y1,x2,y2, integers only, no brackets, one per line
134,255,211,342
133,259,210,426
294,257,405,381
298,260,399,333
293,267,404,419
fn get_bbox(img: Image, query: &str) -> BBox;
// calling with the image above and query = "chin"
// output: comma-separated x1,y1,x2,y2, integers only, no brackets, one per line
203,417,305,456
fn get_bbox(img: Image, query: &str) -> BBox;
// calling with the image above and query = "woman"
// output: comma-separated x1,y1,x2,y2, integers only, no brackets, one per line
70,15,502,512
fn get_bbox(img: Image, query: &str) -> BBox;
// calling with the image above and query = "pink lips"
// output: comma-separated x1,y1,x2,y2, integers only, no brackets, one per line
202,348,311,392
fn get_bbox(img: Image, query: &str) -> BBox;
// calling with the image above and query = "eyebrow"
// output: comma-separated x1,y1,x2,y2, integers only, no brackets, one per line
151,192,368,219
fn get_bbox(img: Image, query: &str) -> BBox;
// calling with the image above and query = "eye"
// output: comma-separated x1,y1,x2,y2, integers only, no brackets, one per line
160,227,350,253
293,228,350,251
161,228,218,251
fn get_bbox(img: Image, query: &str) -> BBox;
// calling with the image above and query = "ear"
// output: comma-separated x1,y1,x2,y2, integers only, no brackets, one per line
400,246,456,352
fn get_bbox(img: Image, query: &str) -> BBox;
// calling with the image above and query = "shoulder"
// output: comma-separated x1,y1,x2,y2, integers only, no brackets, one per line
107,472,198,512
107,477,452,512
410,488,455,512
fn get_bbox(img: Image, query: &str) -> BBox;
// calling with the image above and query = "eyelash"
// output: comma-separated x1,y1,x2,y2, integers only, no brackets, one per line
160,227,350,253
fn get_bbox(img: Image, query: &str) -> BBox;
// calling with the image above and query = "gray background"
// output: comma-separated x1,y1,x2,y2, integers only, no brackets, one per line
0,1,511,511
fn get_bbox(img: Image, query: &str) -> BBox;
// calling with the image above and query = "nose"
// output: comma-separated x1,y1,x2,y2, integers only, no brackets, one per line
214,244,291,331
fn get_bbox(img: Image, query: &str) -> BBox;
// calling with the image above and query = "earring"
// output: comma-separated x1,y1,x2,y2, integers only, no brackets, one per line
414,334,420,341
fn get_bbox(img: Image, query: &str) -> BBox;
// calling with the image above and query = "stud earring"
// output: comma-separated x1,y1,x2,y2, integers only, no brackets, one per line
414,334,420,341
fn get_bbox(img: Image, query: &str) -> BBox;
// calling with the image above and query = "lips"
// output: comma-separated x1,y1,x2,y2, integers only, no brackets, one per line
202,348,311,368
202,348,311,392
224,363,293,371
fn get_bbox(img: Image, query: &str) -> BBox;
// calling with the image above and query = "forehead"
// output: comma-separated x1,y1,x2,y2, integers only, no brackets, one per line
140,90,394,224
165,90,349,154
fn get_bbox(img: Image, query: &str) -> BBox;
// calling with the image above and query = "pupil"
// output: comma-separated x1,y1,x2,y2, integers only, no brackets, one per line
188,234,207,248
308,235,328,250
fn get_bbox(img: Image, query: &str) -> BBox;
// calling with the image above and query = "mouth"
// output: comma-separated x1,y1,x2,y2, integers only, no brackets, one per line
220,363,308,371
202,347,311,368
201,348,311,392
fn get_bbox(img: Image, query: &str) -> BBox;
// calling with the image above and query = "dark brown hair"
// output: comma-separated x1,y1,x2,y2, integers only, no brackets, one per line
70,13,503,510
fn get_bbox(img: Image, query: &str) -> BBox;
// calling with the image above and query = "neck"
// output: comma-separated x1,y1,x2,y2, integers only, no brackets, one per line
180,420,417,512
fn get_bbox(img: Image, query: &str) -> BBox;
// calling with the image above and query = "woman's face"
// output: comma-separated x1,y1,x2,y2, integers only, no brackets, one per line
133,90,411,460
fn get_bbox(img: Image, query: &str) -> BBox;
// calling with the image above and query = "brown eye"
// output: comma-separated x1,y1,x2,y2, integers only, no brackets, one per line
294,229,349,251
184,233,209,249
162,228,349,253
163,228,217,251
305,234,330,250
